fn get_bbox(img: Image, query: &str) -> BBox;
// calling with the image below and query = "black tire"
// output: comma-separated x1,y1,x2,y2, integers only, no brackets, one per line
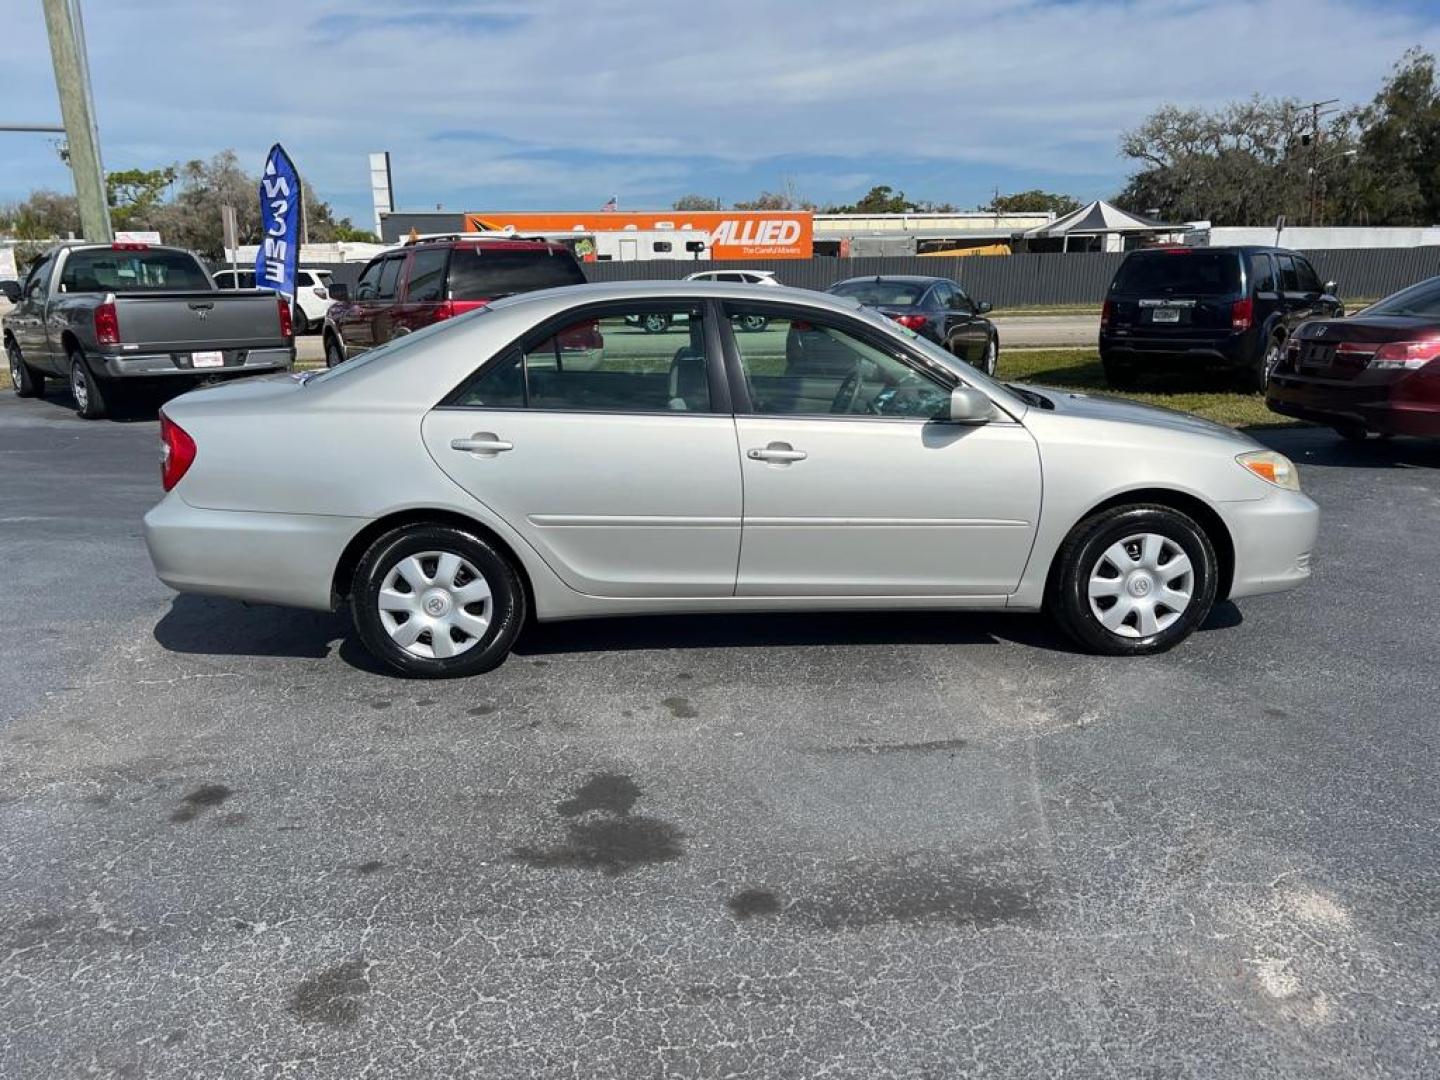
1047,504,1218,657
1240,333,1284,393
68,351,110,420
324,334,346,368
980,334,999,377
640,313,671,334
1101,356,1139,389
738,314,769,333
6,337,44,398
350,524,526,678
1333,423,1371,443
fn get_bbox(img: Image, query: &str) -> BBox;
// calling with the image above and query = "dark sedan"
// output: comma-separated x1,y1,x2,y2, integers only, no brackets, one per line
1267,276,1440,441
825,275,998,375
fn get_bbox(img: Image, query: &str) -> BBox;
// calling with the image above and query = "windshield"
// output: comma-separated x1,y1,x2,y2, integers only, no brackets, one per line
1362,277,1440,318
447,248,585,300
1110,250,1241,295
59,248,211,292
305,306,493,386
830,279,927,306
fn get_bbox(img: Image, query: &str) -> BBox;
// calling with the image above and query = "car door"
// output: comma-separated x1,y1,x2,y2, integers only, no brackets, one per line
723,301,1042,597
938,280,987,362
369,255,406,346
1247,252,1281,329
10,252,56,369
339,257,386,353
1276,253,1332,331
389,246,448,337
420,299,743,597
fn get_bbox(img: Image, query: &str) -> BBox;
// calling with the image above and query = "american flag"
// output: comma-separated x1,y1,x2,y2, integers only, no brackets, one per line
600,196,618,212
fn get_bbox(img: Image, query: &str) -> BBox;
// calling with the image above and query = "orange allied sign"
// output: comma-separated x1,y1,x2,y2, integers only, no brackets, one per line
463,210,813,260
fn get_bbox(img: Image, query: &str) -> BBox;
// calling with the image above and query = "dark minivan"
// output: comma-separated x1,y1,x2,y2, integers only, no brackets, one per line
322,235,586,367
1099,246,1343,391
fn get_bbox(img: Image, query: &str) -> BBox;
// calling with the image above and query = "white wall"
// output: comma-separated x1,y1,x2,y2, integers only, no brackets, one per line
1199,226,1440,249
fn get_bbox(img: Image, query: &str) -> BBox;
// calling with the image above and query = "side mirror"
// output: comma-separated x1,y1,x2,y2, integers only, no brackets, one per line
1324,280,1338,295
975,300,993,315
328,283,350,302
0,280,20,303
945,386,993,424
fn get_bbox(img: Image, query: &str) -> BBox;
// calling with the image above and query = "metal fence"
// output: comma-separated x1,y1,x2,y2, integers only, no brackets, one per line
299,246,1440,308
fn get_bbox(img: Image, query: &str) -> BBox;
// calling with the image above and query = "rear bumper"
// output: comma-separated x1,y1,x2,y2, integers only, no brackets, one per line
1100,329,1253,367
1219,488,1319,600
95,346,294,379
1266,372,1440,437
143,493,360,611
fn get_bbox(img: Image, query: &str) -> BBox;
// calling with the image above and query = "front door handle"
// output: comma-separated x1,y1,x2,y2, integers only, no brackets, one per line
747,442,807,464
451,432,513,456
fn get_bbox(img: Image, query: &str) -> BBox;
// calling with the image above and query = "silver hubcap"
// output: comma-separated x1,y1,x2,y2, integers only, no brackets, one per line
378,550,492,659
70,364,87,409
7,348,19,387
1087,532,1194,639
984,339,996,375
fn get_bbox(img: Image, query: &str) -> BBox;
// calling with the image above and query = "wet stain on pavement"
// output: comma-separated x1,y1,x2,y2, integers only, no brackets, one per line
169,783,232,823
558,772,641,818
369,699,392,711
800,864,1041,929
356,860,385,875
468,704,498,717
514,816,684,876
662,696,699,719
728,888,782,919
219,812,247,828
292,958,371,1026
1263,707,1289,719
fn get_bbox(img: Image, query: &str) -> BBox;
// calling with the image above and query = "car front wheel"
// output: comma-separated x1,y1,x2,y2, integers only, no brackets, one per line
7,338,44,398
1048,504,1218,656
350,524,526,678
324,335,346,368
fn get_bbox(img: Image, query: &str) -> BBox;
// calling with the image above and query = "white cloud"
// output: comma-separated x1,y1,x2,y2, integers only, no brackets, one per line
1,0,1437,220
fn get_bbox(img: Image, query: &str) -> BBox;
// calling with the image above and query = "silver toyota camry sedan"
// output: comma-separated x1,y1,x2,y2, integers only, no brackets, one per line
143,281,1318,678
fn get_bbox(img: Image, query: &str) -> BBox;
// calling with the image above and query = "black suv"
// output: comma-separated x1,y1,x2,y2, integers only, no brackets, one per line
1099,246,1343,390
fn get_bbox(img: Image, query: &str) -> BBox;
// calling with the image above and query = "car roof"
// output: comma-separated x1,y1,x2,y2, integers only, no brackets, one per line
487,278,865,313
830,275,948,286
1126,245,1298,256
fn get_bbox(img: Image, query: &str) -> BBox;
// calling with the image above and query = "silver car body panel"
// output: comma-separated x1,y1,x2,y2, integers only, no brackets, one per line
144,281,1317,621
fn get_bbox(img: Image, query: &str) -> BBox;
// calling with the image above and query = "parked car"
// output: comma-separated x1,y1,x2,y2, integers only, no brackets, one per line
144,280,1317,678
1100,246,1344,391
215,267,333,333
2,242,294,419
684,269,780,286
824,275,998,375
322,235,585,367
1266,275,1440,440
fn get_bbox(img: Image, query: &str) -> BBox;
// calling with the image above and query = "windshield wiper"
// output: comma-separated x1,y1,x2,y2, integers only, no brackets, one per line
1005,383,1054,409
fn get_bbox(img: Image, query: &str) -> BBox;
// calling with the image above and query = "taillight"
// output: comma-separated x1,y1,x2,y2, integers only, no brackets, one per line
159,412,196,491
1101,298,1114,330
894,314,927,330
1230,298,1253,331
94,301,120,347
1371,339,1440,370
277,296,293,338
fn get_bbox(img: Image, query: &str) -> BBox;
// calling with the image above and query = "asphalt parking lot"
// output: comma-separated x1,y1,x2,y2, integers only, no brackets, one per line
2,388,1438,1079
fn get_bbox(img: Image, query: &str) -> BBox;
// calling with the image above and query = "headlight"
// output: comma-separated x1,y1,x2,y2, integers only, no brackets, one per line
1236,450,1301,491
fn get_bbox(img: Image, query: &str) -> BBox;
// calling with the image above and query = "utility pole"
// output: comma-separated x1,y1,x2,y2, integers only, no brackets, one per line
1302,98,1339,229
42,0,112,242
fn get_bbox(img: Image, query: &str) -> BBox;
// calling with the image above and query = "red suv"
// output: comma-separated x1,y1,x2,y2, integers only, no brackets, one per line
322,235,587,367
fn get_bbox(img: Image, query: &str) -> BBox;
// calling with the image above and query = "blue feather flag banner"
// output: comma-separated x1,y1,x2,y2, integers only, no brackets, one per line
255,144,302,297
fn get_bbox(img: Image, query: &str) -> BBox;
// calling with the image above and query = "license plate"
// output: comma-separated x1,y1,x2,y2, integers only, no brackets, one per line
1150,308,1180,323
1302,343,1334,366
191,351,224,368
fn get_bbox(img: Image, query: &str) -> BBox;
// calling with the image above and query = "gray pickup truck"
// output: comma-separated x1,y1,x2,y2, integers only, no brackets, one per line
2,242,294,419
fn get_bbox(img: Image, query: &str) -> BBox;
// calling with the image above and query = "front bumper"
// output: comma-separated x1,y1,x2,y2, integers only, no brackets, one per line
143,493,361,612
1220,487,1319,600
95,345,294,380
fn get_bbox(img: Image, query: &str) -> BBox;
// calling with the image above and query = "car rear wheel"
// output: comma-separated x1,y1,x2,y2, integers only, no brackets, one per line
69,352,109,420
1240,333,1284,393
640,314,671,333
324,335,346,368
738,314,769,332
7,338,44,398
1048,504,1218,656
351,524,526,678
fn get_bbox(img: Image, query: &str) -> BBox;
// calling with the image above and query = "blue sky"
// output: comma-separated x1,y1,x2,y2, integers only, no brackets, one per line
3,0,1439,229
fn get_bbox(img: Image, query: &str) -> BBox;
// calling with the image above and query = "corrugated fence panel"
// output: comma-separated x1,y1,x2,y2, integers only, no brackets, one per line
273,247,1440,308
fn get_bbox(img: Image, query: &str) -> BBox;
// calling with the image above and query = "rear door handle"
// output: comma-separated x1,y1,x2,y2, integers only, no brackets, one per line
450,432,513,456
747,443,807,464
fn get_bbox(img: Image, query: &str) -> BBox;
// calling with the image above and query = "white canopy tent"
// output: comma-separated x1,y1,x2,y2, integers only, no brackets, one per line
1020,200,1180,252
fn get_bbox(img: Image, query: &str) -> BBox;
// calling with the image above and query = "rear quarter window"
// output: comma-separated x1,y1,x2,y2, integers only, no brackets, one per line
1110,251,1242,295
447,248,586,301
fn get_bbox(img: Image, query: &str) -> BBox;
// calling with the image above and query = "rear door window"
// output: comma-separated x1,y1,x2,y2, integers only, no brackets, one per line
1111,251,1242,295
447,247,586,301
403,247,448,303
1248,254,1276,293
376,256,404,301
1277,255,1300,292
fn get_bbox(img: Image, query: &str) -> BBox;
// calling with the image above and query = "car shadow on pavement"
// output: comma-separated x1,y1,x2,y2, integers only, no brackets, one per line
22,385,177,423
154,594,1243,672
1248,425,1440,469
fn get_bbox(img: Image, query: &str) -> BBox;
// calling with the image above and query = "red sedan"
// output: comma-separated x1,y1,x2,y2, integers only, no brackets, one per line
1267,276,1440,440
